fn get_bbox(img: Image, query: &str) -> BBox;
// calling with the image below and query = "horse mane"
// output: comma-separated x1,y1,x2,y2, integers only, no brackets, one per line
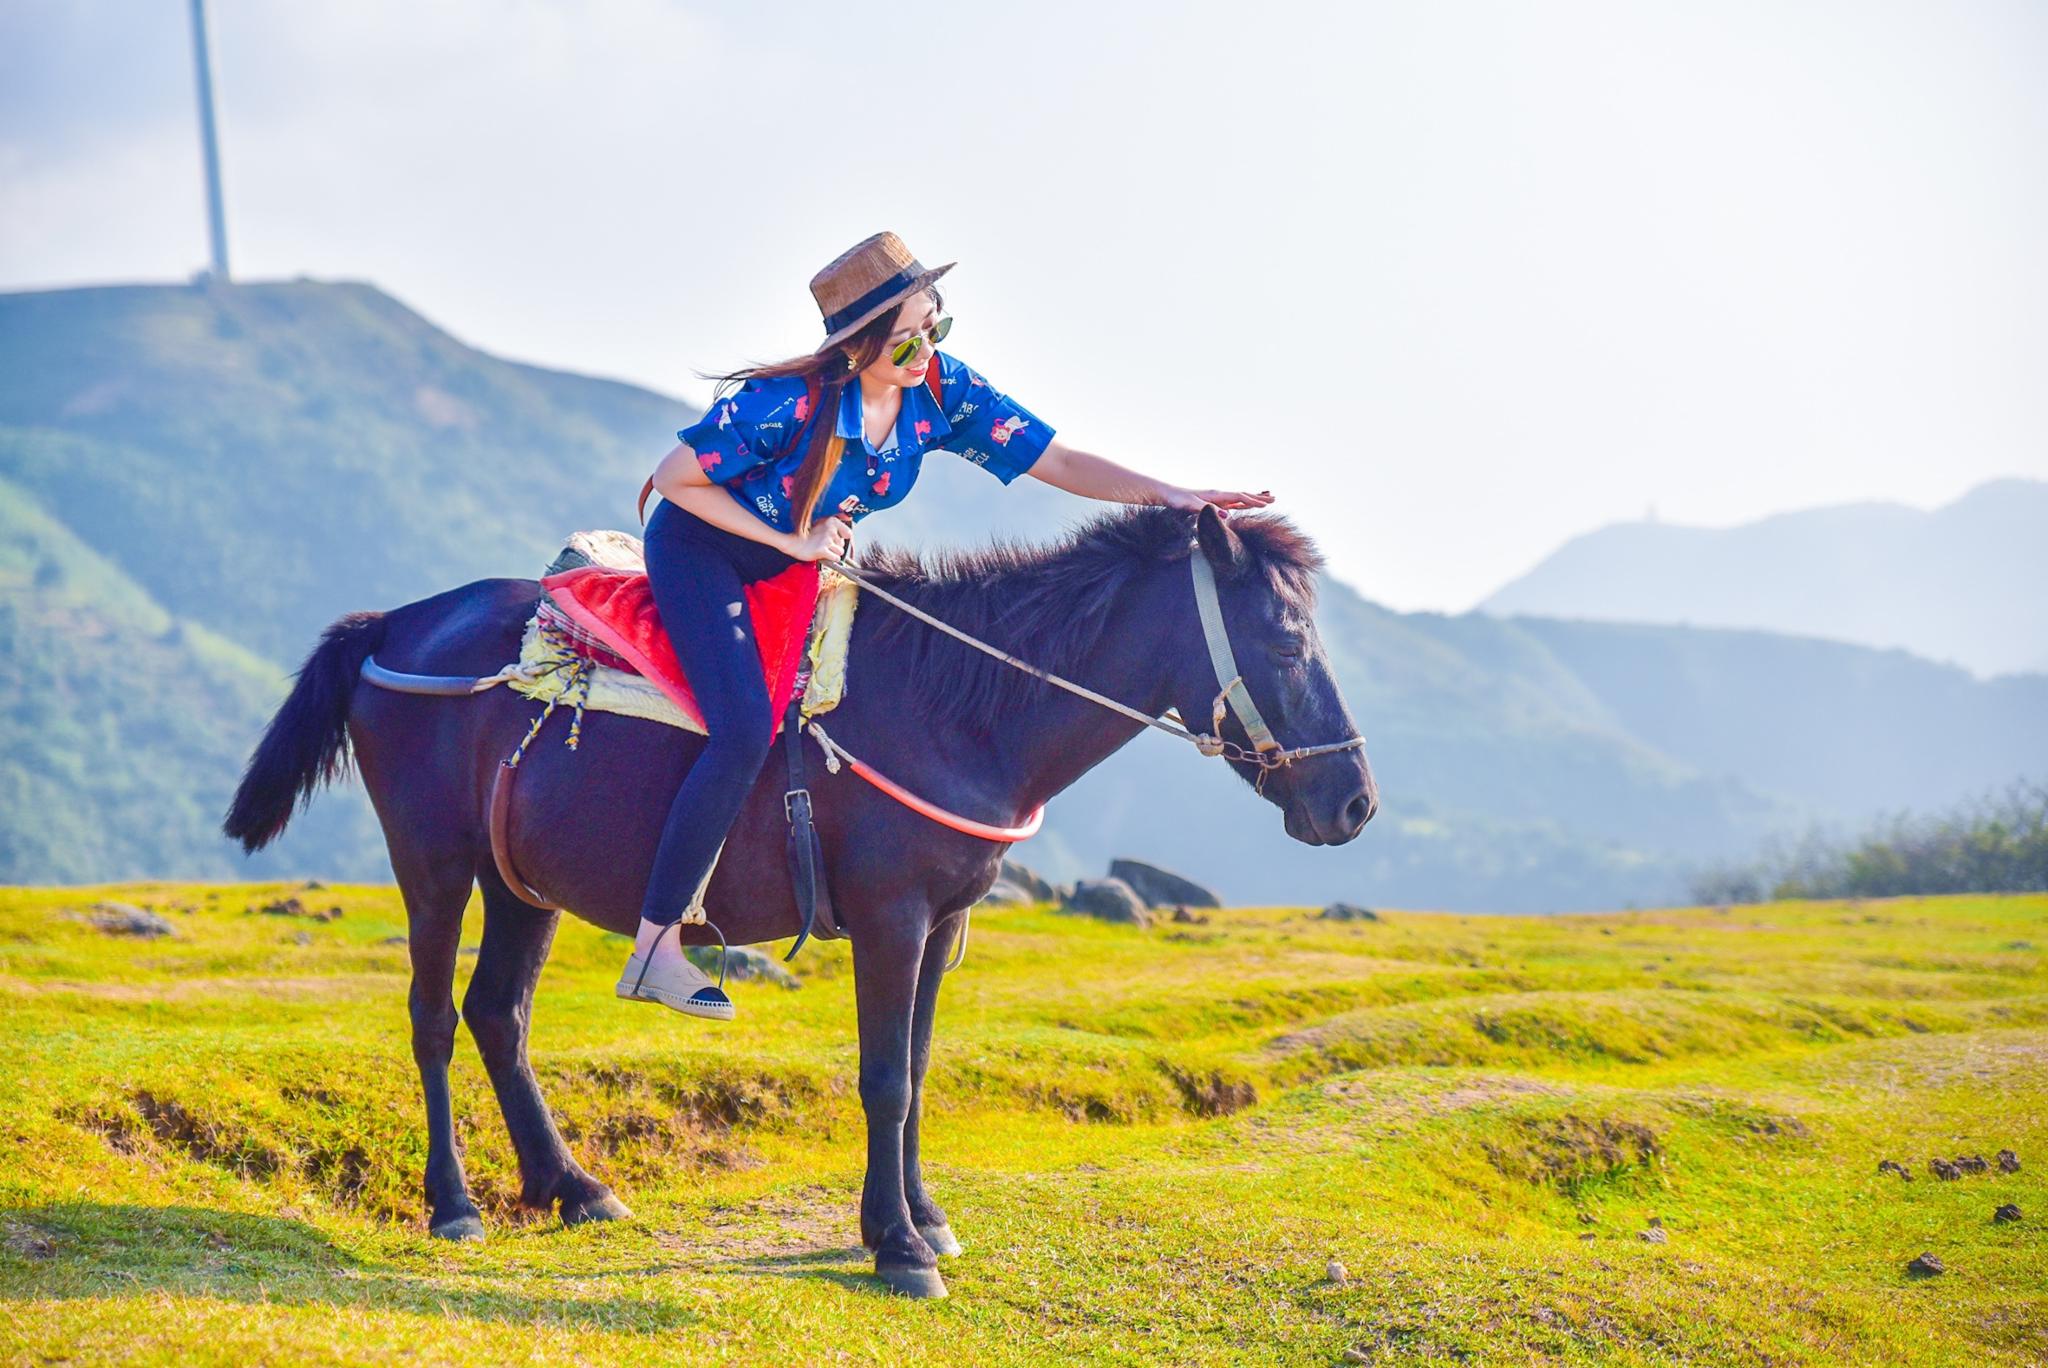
855,504,1324,736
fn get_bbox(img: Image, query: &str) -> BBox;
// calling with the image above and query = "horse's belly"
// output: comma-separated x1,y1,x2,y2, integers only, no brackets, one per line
503,711,804,947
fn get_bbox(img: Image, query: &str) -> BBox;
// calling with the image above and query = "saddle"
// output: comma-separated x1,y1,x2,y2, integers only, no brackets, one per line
540,562,819,736
495,531,847,953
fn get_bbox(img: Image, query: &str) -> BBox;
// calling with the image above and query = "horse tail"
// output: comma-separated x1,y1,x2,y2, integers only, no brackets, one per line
223,611,387,852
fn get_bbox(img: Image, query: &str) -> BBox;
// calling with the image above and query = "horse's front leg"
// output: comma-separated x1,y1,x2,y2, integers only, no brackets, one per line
904,915,961,1257
853,905,945,1298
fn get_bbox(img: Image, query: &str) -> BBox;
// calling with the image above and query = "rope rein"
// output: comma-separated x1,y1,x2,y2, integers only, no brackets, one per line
821,553,1367,773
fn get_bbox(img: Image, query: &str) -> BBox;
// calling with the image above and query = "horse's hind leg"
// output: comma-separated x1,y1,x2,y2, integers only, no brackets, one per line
395,850,485,1241
464,873,631,1227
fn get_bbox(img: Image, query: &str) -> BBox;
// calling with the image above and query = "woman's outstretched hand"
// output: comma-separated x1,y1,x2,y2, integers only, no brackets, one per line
1164,488,1276,516
785,514,855,563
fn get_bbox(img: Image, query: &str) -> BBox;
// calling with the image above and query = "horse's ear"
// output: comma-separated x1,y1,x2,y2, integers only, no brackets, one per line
1195,503,1247,576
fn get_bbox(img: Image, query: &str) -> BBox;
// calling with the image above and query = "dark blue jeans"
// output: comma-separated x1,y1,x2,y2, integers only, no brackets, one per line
639,498,799,926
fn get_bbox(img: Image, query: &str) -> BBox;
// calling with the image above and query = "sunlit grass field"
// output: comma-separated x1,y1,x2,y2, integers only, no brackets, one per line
2,883,2043,1365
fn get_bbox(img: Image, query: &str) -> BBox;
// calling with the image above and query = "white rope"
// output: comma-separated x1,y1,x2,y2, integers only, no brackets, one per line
824,558,1220,750
822,557,1366,770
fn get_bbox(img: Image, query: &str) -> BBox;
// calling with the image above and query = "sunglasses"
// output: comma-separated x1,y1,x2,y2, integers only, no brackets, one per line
888,315,952,368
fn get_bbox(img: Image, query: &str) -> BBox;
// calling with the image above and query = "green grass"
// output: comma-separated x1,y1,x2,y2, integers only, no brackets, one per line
2,886,2043,1365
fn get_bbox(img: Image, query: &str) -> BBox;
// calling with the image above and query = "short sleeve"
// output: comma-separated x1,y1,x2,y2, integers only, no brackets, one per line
676,376,808,486
933,353,1056,485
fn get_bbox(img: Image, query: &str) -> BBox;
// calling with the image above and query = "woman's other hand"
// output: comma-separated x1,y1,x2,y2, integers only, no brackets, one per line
1164,488,1275,515
784,514,855,563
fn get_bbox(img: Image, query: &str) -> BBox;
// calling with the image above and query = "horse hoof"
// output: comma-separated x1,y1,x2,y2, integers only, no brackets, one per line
428,1213,486,1242
561,1192,633,1226
876,1263,948,1299
918,1223,962,1258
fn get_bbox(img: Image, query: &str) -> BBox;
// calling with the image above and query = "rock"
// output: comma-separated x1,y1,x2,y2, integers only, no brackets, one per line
1320,902,1380,922
1905,1251,1944,1278
378,935,409,947
88,902,176,938
1169,905,1210,924
1107,858,1221,909
1577,1232,1597,1241
1577,1211,1595,1224
1993,1204,2021,1224
291,931,313,947
1930,1158,1962,1181
1638,1227,1668,1244
1646,1215,1664,1229
252,896,342,922
1877,1159,1912,1181
1957,1154,1990,1175
1996,1149,2020,1173
303,879,326,891
998,859,1058,903
979,876,1036,905
1325,1259,1348,1284
1060,878,1151,928
684,945,800,989
1341,1350,1372,1365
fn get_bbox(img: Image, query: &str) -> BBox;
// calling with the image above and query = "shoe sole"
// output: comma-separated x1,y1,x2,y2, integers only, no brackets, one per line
614,980,736,1021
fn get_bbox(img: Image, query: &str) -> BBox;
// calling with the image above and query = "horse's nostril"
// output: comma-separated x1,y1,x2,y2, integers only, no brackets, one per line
1344,792,1375,830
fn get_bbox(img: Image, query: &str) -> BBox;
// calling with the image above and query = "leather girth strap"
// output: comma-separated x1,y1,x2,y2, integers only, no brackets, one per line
489,759,561,911
781,693,843,958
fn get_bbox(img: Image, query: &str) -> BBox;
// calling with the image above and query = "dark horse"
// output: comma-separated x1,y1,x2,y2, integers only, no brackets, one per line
224,503,1375,1298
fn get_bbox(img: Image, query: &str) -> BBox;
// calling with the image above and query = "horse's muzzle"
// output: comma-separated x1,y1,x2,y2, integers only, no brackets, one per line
1283,767,1377,846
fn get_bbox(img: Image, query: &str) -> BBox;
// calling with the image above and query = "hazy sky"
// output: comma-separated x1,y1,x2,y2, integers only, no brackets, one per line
4,0,2044,611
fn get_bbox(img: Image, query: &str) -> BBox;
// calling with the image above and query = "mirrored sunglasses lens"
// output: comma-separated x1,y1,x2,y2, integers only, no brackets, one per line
890,337,919,367
930,316,952,345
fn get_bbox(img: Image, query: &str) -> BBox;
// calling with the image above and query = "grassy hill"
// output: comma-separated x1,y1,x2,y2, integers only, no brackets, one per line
2,278,2042,909
2,882,2042,1364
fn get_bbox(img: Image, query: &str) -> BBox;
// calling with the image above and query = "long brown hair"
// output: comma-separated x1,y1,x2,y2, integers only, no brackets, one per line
704,286,944,535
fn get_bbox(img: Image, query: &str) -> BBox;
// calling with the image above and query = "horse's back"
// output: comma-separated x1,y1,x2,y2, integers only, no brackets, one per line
373,577,541,676
348,578,549,870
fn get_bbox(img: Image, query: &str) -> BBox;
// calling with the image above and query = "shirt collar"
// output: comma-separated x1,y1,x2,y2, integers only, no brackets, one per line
837,374,953,450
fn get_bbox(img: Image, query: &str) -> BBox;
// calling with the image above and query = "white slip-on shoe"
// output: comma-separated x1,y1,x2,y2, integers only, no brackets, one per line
615,925,735,1021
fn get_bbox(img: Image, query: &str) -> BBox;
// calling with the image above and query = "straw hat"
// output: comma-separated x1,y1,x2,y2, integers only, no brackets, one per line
811,232,955,354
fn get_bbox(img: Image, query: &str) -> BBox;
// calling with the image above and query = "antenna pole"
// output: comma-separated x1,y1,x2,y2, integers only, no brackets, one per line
188,0,231,281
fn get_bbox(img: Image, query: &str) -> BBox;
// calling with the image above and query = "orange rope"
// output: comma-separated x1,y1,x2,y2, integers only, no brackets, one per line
808,722,1044,843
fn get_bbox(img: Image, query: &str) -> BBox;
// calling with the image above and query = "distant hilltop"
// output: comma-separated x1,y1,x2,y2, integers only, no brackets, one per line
1479,480,2048,678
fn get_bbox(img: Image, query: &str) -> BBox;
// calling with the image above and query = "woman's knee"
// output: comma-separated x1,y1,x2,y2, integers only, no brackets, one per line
700,708,775,772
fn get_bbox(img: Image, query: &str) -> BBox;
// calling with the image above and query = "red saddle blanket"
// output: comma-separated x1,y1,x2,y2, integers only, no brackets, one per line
539,562,822,737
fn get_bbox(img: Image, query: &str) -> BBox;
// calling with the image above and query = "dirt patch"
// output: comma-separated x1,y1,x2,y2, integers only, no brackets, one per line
3,1220,56,1260
1165,1066,1259,1118
1321,1072,1570,1130
1483,1112,1664,1191
668,1185,863,1263
72,1092,289,1179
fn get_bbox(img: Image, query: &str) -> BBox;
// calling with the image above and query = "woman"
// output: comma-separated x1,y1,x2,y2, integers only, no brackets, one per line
618,231,1273,1018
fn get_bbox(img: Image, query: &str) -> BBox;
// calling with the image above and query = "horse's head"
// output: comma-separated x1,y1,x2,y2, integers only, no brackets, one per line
1164,505,1377,846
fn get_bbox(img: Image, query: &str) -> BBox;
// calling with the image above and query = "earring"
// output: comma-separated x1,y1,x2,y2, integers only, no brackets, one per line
844,353,858,372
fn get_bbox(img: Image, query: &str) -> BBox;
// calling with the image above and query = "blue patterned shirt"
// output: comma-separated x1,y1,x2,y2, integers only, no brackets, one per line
676,352,1055,533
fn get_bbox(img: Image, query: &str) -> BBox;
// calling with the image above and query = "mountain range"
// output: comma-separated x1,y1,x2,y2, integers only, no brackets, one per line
2,279,2042,910
1480,481,2048,677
